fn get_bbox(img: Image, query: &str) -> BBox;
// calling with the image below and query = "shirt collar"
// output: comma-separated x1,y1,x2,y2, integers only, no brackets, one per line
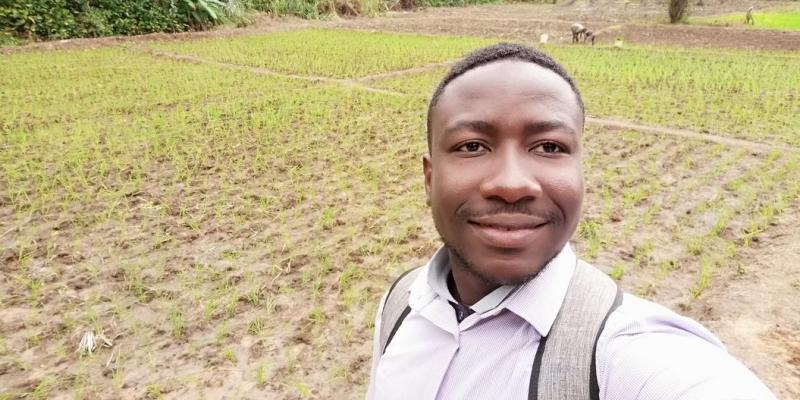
503,244,576,337
410,244,577,337
426,248,517,314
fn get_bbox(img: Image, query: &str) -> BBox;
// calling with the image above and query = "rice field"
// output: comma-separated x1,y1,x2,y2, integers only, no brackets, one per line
374,44,800,146
694,10,800,31
1,26,798,399
150,29,495,78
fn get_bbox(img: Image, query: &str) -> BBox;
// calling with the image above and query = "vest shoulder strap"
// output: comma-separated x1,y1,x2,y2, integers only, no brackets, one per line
531,260,623,400
379,266,423,355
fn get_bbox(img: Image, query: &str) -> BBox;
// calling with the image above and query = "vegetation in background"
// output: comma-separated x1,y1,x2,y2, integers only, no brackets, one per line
0,0,509,42
414,0,502,7
693,10,800,31
248,0,384,18
668,0,688,23
0,0,244,40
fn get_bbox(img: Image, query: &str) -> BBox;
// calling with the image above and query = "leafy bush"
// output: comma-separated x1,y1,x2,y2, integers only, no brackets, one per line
247,0,499,18
1,0,516,41
247,0,383,18
0,0,234,40
0,0,80,40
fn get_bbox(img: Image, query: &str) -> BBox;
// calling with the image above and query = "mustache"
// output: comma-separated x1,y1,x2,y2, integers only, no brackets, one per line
456,203,563,224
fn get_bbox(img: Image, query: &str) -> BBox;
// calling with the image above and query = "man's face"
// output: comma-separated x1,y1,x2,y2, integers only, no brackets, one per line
425,60,584,285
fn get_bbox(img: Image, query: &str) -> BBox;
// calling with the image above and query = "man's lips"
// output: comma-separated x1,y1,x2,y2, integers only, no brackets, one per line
467,214,549,248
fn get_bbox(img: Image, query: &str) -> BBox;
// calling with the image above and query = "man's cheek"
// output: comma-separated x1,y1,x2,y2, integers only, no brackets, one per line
545,167,584,200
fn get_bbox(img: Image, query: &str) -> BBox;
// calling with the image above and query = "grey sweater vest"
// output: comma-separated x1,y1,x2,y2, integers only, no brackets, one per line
378,260,622,400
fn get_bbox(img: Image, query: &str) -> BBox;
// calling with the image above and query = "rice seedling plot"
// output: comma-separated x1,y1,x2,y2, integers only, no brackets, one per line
150,29,494,79
694,10,800,31
0,48,306,133
2,43,435,398
2,28,799,399
579,129,800,301
372,44,800,146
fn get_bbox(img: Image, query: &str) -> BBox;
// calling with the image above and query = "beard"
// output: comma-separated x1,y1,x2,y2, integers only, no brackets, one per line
442,237,558,287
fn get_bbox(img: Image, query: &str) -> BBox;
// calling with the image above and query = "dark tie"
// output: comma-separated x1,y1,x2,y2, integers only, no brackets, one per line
449,301,475,323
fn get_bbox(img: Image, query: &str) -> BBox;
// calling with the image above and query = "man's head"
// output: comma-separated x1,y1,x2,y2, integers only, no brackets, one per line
424,43,585,288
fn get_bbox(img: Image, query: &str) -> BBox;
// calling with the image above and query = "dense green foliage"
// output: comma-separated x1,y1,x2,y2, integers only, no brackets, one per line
245,0,505,19
248,0,384,18
0,0,241,40
1,0,511,41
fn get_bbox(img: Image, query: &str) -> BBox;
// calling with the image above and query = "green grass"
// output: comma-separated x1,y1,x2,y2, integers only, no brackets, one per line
151,29,494,79
693,10,800,31
1,28,799,399
373,44,800,146
1,35,431,398
0,48,307,132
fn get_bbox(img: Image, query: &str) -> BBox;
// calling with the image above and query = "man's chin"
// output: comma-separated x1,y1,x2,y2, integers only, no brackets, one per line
447,243,554,286
471,260,546,286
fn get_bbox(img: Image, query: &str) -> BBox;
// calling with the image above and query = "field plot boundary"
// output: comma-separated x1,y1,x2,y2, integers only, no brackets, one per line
356,60,456,81
128,45,407,97
129,43,798,155
585,117,797,154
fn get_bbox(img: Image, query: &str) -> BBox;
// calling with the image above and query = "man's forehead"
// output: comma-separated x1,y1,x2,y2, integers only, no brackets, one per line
432,60,583,128
440,60,574,103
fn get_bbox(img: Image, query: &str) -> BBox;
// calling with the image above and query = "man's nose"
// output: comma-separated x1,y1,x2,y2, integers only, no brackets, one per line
478,151,542,204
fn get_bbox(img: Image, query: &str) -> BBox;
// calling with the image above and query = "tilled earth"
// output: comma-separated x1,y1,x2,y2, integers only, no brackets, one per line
333,2,800,51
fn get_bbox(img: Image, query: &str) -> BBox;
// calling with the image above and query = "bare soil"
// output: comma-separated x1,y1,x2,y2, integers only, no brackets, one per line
687,211,800,398
333,2,800,51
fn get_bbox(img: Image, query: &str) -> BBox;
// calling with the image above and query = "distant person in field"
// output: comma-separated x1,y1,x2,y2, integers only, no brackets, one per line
571,23,586,43
366,43,775,399
584,29,596,45
745,6,755,25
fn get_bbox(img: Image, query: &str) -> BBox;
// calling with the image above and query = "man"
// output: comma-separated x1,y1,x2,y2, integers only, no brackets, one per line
745,6,755,25
571,23,586,43
366,43,775,399
584,29,596,45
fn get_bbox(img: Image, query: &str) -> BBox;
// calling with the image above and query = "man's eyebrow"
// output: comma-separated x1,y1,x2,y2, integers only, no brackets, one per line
443,120,497,136
524,120,576,136
443,120,576,137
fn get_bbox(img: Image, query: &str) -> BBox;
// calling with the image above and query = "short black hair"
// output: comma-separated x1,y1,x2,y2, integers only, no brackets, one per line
426,43,585,151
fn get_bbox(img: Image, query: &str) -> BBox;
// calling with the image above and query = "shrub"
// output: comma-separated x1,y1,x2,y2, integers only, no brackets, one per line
1,0,513,41
0,0,231,40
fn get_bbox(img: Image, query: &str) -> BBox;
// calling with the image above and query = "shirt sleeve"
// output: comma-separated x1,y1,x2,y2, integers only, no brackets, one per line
597,294,776,400
366,291,387,400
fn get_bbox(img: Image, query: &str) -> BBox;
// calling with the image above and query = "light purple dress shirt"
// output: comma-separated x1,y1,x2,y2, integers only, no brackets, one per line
367,244,775,399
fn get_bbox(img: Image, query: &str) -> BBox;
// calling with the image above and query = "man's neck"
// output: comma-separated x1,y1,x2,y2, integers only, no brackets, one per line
449,262,501,306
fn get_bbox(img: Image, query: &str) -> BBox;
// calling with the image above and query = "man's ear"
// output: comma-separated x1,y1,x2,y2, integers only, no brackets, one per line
423,154,432,206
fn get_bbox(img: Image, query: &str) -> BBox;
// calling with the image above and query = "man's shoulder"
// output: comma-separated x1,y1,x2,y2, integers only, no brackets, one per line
575,258,722,348
600,286,725,350
595,291,776,399
601,290,724,348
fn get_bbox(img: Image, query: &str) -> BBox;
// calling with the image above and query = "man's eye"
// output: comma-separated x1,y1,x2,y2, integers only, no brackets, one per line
533,142,564,153
457,142,487,152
